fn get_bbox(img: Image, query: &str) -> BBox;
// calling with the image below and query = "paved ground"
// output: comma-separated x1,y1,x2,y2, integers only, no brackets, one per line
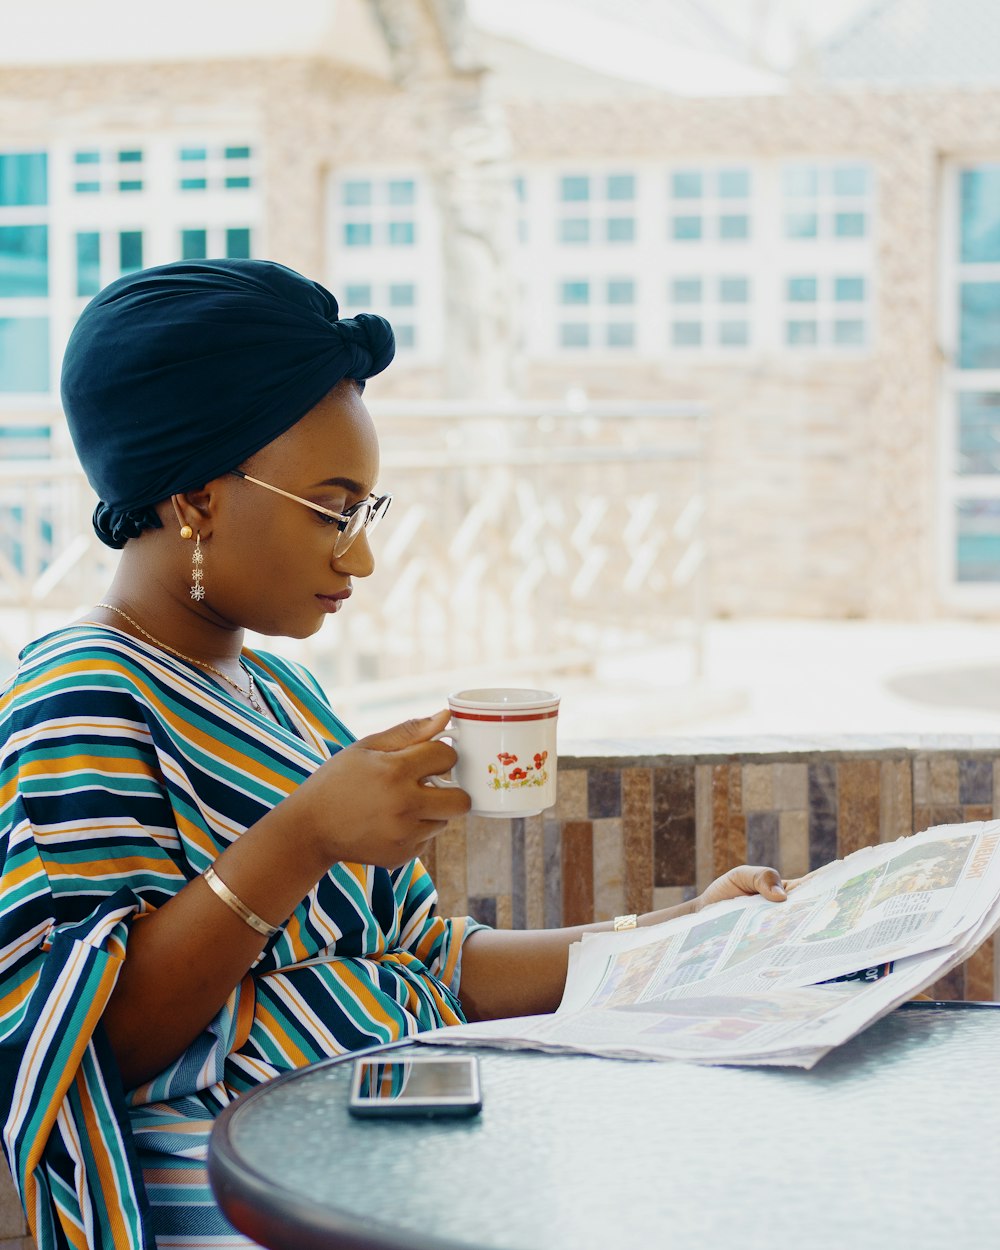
5,612,999,744
342,618,1000,743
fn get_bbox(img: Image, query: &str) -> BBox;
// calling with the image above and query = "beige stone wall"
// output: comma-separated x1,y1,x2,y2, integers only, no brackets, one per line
2,42,998,620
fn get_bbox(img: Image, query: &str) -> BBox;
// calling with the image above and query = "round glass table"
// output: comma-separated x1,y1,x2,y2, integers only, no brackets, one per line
208,1003,1000,1250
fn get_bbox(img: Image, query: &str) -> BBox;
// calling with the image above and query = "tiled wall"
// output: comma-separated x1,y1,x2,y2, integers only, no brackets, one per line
421,740,1000,1001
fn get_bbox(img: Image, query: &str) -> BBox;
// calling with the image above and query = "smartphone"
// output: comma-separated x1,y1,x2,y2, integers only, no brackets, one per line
348,1055,482,1118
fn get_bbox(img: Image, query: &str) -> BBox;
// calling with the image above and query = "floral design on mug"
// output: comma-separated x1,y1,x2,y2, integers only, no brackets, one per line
487,750,549,791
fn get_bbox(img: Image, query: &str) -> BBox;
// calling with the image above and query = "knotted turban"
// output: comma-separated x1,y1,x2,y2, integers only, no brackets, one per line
60,259,395,548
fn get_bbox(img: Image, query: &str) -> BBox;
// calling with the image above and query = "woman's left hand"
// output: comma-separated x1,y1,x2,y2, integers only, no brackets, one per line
694,865,787,913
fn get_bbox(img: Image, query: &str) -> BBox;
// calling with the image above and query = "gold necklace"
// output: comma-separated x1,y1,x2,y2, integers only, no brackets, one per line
95,603,265,714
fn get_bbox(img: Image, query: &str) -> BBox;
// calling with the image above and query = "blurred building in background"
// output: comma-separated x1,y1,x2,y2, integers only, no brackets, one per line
2,0,1000,654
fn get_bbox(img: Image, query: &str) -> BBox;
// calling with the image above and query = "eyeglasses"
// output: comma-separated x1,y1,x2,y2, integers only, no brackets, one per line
229,469,392,556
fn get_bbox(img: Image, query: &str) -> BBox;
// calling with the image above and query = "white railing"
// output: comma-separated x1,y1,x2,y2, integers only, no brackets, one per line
0,402,710,708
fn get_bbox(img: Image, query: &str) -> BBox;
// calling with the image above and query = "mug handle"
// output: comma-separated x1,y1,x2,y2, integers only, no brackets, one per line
423,728,460,789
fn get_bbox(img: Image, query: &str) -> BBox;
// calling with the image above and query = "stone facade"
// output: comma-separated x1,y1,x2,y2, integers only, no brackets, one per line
3,33,998,619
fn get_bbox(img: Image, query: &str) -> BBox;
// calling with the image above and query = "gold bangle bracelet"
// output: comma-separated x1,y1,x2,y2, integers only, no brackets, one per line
613,913,638,931
202,865,280,939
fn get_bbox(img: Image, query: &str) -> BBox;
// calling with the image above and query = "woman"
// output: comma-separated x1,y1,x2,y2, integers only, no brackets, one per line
0,259,787,1249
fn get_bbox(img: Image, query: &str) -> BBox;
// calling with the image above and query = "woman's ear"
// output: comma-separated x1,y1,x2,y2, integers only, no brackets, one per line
170,488,214,537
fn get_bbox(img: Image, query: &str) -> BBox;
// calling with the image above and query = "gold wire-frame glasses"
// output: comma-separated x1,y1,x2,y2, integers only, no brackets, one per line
229,469,392,556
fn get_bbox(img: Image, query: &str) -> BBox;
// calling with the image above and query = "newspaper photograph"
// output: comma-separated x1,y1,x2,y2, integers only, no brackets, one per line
425,820,1000,1068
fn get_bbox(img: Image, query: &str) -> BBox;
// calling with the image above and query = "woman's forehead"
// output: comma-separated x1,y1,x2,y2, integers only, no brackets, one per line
250,383,379,485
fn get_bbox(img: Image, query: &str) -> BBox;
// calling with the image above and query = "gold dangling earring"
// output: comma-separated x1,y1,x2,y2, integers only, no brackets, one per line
190,533,205,601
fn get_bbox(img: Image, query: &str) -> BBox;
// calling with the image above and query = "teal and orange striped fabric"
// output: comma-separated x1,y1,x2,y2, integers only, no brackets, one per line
0,624,483,1249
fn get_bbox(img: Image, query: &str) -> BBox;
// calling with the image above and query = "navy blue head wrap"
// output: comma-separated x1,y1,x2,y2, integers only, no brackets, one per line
60,259,395,548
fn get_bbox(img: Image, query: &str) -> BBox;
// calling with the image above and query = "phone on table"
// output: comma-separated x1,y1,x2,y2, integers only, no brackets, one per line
348,1055,482,1119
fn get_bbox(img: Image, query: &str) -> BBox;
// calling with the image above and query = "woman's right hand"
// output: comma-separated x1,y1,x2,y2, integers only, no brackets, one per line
284,709,471,871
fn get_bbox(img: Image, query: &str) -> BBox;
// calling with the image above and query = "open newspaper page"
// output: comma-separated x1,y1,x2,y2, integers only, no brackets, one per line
427,821,1000,1068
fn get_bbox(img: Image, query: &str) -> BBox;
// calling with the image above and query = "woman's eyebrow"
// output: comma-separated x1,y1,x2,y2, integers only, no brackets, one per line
309,476,369,494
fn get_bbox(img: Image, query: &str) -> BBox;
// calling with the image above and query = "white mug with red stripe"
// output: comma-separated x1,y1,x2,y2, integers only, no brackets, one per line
437,688,559,818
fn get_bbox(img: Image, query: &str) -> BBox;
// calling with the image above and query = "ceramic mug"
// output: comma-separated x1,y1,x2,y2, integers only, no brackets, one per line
430,688,560,818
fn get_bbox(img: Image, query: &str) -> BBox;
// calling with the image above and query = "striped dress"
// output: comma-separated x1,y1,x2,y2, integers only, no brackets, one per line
0,624,484,1249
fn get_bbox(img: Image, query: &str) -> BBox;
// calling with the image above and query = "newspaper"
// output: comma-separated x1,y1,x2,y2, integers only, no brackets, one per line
424,820,1000,1068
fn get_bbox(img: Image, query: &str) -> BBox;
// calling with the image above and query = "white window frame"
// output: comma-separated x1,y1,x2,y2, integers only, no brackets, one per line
326,166,443,365
512,159,876,365
0,133,262,421
938,157,1000,607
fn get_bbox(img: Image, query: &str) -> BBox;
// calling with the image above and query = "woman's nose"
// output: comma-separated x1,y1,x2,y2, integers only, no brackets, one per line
333,528,375,578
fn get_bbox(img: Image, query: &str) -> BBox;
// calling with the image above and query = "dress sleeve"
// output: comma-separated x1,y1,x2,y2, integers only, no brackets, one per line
391,858,491,995
0,673,230,1250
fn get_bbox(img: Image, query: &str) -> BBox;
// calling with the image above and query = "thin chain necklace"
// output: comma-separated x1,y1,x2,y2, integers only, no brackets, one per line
95,603,265,714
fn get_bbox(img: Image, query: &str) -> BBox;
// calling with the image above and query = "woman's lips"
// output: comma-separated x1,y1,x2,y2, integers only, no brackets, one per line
316,589,351,613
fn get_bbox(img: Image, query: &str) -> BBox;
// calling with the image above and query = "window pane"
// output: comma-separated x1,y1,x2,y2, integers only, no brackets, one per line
835,275,866,301
717,168,749,198
119,231,143,274
559,218,590,243
118,150,142,164
672,321,701,347
118,180,143,193
786,212,818,239
0,153,47,206
719,320,749,347
225,146,251,160
671,277,702,304
960,168,1000,264
560,175,589,202
225,176,251,189
959,282,1000,369
956,500,1000,581
343,180,371,206
958,392,1000,475
607,174,634,201
672,171,701,199
0,317,49,392
835,212,866,238
389,283,415,306
672,216,702,241
607,322,634,348
344,283,371,305
560,322,589,347
226,227,251,259
719,214,749,240
75,181,100,194
0,424,51,458
513,176,526,202
719,276,749,303
388,179,416,205
180,148,207,162
344,222,372,247
181,229,207,260
74,151,100,165
786,320,818,346
784,166,818,197
607,278,634,304
0,225,48,296
387,221,415,246
394,324,416,349
834,318,866,346
180,178,207,191
560,281,589,305
606,217,635,243
832,165,868,196
787,276,817,302
76,231,101,297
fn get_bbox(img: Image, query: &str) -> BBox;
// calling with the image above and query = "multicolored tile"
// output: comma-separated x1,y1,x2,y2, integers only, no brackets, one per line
438,746,999,1002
